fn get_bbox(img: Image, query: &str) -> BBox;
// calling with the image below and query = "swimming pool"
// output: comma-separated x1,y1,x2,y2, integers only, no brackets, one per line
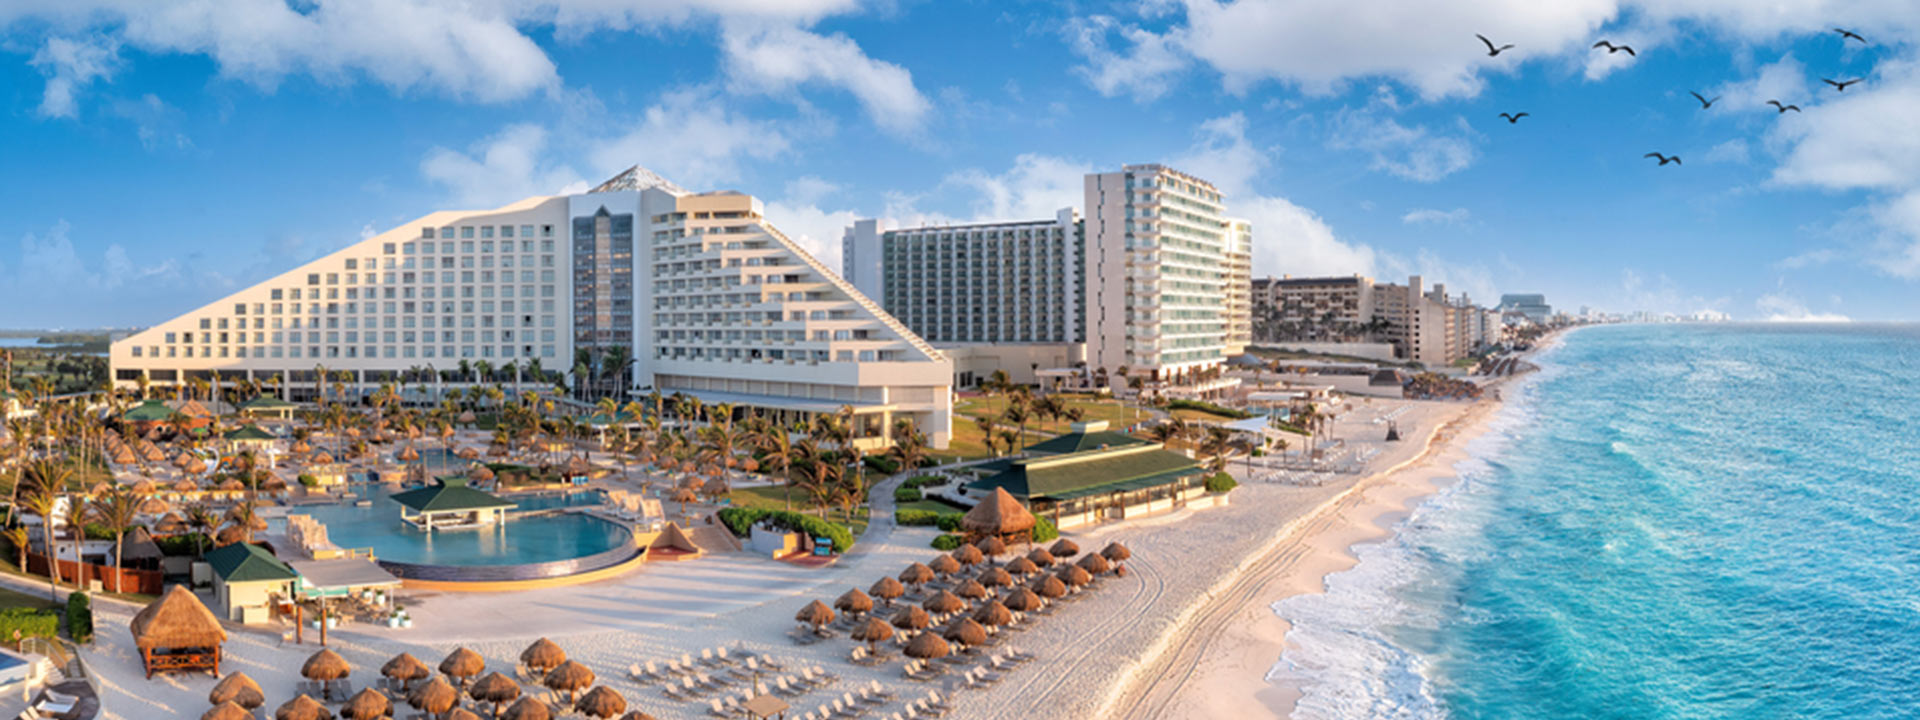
396,447,463,467
286,485,631,570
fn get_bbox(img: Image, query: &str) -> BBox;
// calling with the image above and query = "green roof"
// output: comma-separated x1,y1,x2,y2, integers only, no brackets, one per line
968,444,1203,502
239,396,297,410
223,424,276,441
390,476,517,513
123,399,176,422
1021,431,1148,456
585,410,637,426
205,542,298,583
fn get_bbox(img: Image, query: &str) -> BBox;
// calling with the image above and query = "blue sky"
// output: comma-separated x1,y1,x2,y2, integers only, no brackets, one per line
4,0,1920,327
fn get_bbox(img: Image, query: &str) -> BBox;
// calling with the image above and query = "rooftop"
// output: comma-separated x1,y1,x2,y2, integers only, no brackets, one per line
390,477,517,514
968,441,1203,502
205,542,299,583
589,165,687,195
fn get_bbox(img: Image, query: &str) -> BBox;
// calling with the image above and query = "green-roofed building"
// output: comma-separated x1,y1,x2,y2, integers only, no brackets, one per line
123,399,176,422
237,395,298,419
204,542,298,623
967,420,1213,530
390,476,517,530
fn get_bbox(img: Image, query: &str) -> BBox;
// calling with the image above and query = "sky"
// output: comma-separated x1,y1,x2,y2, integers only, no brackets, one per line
5,1,1920,327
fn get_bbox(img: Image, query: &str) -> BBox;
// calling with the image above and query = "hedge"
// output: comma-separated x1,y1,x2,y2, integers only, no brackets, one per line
863,456,900,475
1205,472,1239,493
902,475,946,489
892,487,923,503
65,592,92,644
895,509,940,526
0,608,59,645
930,534,963,551
155,534,210,557
934,514,963,533
716,508,856,554
297,474,319,487
1167,398,1253,419
1032,515,1059,544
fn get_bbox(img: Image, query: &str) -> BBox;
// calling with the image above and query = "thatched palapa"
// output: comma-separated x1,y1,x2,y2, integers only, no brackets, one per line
339,688,392,720
543,660,596,702
381,653,430,690
868,577,904,604
576,686,628,719
795,599,835,628
904,632,951,660
209,671,265,709
203,701,253,720
921,590,965,615
834,588,873,615
440,647,486,684
520,637,567,672
959,487,1036,543
407,677,459,715
468,671,520,706
274,695,333,720
941,618,989,647
129,585,227,677
500,697,552,720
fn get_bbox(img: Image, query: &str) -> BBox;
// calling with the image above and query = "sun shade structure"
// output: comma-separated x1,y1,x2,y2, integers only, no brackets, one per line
500,696,552,720
927,555,961,576
542,660,597,703
440,648,487,685
922,590,965,615
972,601,1013,627
274,695,332,720
381,653,431,691
974,535,1006,556
209,672,265,709
954,580,989,600
445,709,482,720
795,599,835,628
520,637,568,673
576,686,628,719
1057,564,1092,587
891,605,931,632
941,618,989,647
1005,556,1039,575
899,562,935,586
1003,587,1044,612
203,701,254,720
130,584,228,677
391,476,516,530
904,632,951,660
968,432,1206,530
834,588,874,615
958,487,1037,543
1031,573,1068,598
1101,541,1132,562
407,676,459,715
302,648,352,684
869,577,905,604
340,688,392,720
851,617,895,652
1077,553,1112,575
468,671,520,706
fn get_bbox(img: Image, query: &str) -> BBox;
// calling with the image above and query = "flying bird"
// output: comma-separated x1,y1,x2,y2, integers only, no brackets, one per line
1766,100,1801,113
1689,91,1720,109
1822,77,1863,91
1498,112,1529,124
1643,153,1681,166
1476,34,1515,56
1591,40,1636,56
1834,28,1867,44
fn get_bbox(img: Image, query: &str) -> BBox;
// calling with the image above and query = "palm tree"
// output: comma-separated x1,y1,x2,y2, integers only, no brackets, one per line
753,421,800,510
974,417,999,457
794,438,839,519
18,487,60,599
91,490,139,593
601,345,630,400
60,494,89,591
227,501,262,545
1001,392,1032,454
1198,427,1234,472
2,526,28,575
887,418,929,475
185,505,216,558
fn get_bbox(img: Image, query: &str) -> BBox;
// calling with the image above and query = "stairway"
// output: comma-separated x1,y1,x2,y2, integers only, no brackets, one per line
682,525,743,554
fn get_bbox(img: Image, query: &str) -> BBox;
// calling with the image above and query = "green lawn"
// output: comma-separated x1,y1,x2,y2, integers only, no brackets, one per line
896,497,969,515
0,587,57,612
1170,408,1243,423
724,483,872,537
954,395,1148,434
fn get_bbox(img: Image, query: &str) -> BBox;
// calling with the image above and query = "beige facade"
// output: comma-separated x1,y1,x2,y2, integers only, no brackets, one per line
1224,218,1252,356
1084,165,1232,382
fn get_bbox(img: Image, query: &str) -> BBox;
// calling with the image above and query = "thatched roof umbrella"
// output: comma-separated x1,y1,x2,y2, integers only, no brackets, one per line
173,478,200,494
398,446,421,462
381,653,431,692
520,637,567,674
795,599,835,630
262,476,289,492
941,618,989,649
155,512,189,535
927,555,961,577
291,440,312,455
1049,539,1080,557
1077,552,1112,575
456,447,481,460
974,535,1006,558
1005,556,1039,576
903,632,951,661
850,617,895,654
960,487,1035,542
406,676,459,717
542,660,596,705
311,452,336,465
138,497,171,515
921,590,965,615
565,455,592,477
203,701,254,720
972,601,1013,628
133,479,160,495
458,411,478,425
113,448,139,465
834,588,873,618
499,697,551,720
440,647,486,686
950,544,984,568
469,464,496,483
209,671,265,709
899,562,935,588
1057,564,1092,587
868,577,905,606
1003,587,1044,613
1030,573,1068,599
214,525,248,547
446,710,483,720
953,579,989,601
340,688,392,720
617,713,658,720
274,695,333,720
576,686,627,719
977,567,1013,589
218,478,246,492
129,585,228,674
1101,541,1132,565
89,481,114,497
468,671,520,709
302,648,352,695
890,605,931,634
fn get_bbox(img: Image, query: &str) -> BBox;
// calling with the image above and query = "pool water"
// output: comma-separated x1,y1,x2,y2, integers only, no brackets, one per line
396,447,463,467
286,485,630,567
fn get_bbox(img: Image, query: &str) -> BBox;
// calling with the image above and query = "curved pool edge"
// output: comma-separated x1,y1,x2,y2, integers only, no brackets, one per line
386,543,651,592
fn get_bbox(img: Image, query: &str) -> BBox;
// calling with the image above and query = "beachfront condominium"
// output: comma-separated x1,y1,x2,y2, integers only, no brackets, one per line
1084,164,1234,386
1224,218,1253,356
109,165,955,448
1253,274,1500,368
1498,293,1552,324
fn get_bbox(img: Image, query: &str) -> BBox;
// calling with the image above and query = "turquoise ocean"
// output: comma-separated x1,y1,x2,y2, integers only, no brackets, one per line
1275,324,1920,719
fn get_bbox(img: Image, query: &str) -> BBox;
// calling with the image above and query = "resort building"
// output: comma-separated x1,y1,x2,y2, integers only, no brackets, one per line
108,165,954,448
1498,293,1553,324
1224,217,1253,356
966,421,1218,530
842,209,1083,346
1084,165,1235,386
1253,274,1502,367
204,541,298,624
391,477,516,530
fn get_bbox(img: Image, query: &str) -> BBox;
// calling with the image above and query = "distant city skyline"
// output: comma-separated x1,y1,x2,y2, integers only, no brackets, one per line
5,2,1920,325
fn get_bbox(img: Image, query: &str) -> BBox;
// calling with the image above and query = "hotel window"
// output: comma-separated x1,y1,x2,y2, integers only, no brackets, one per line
481,226,494,239
460,227,474,239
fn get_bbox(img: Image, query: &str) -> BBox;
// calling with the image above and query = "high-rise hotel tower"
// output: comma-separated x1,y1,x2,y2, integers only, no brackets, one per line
109,166,955,448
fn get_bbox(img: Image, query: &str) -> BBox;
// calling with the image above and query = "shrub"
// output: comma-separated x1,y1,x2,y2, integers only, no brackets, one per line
892,486,923,503
864,456,900,475
1205,472,1239,494
297,474,319,487
934,514,963,532
716,507,856,554
930,534,963,551
903,475,946,489
154,534,210,557
1032,515,1059,544
0,608,59,645
895,509,941,526
1167,398,1252,419
65,593,92,644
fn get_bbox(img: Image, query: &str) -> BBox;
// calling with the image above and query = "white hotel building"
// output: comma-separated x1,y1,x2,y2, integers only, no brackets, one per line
110,166,955,448
1084,164,1236,385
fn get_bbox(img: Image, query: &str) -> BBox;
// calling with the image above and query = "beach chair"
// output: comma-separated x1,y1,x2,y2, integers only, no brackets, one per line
866,680,896,702
700,648,723,667
775,676,805,698
1005,647,1036,663
707,699,733,718
13,707,42,720
662,681,692,702
923,691,953,717
812,666,841,685
714,646,739,666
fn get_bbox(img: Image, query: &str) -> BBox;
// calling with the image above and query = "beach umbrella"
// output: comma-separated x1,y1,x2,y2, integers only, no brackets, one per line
669,487,697,505
617,713,659,720
950,544,984,567
941,618,988,648
446,710,482,720
172,479,200,494
834,588,873,617
218,478,247,492
89,481,115,497
138,497,171,515
520,637,568,673
954,579,989,601
1049,539,1080,557
868,577,905,606
440,647,486,686
399,446,421,462
263,476,289,492
927,555,961,576
978,567,1013,589
209,671,265,709
1101,541,1132,562
203,701,253,720
155,512,189,535
542,660,596,705
974,535,1006,557
795,599,835,629
468,671,520,708
890,605,931,633
274,695,333,720
1057,565,1092,587
903,632,951,661
851,617,895,654
1005,556,1039,576
1031,574,1068,599
972,601,1012,628
921,590,965,615
312,452,336,465
898,562,935,587
499,697,551,720
340,688,393,720
301,648,352,694
1003,587,1044,613
1077,553,1112,575
406,676,458,716
132,479,160,495
292,441,312,455
469,465,495,483
456,447,481,460
566,456,592,477
959,487,1036,542
575,686,627,719
381,653,431,691
458,411,478,425
213,526,248,547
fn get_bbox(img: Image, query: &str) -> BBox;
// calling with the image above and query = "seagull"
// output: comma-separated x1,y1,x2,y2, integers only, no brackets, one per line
1766,100,1802,113
1592,40,1636,56
1822,77,1863,91
1476,34,1515,56
1498,112,1529,124
1834,28,1867,44
1644,153,1681,166
1688,91,1720,109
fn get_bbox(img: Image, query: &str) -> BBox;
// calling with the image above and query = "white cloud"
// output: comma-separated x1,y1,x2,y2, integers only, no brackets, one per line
28,35,118,118
106,93,191,150
1241,194,1379,280
941,154,1093,221
421,124,587,207
588,88,793,189
1330,105,1477,182
1402,207,1471,225
719,21,931,137
1709,55,1812,117
15,220,176,291
1702,138,1751,165
1756,291,1850,322
1064,14,1190,102
1169,112,1267,196
1614,268,1726,317
1768,59,1920,277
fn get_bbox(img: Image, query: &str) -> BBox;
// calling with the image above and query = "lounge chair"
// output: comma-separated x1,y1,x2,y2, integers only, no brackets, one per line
13,708,43,720
923,691,953,717
662,682,693,702
775,676,806,698
714,647,739,666
628,662,651,683
707,699,733,718
866,680,896,701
